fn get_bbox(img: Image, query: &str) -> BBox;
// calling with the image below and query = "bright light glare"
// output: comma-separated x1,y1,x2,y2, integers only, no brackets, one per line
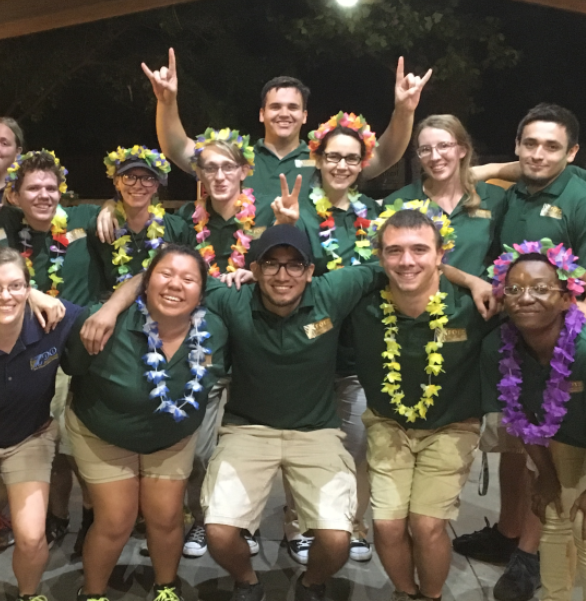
336,0,360,6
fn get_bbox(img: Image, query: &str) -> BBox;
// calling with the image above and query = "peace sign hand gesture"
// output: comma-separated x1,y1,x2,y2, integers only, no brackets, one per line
141,47,178,105
272,174,302,226
394,56,432,114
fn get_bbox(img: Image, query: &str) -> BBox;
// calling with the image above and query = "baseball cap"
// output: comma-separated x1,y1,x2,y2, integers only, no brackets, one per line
253,224,312,264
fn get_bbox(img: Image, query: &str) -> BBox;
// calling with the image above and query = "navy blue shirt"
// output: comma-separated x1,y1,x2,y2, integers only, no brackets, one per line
0,301,83,448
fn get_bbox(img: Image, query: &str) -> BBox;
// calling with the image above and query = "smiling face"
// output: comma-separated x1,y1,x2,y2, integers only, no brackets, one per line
316,133,363,197
195,147,249,205
146,252,203,322
114,167,159,211
260,87,307,144
0,261,30,329
417,126,467,185
0,123,21,181
14,170,61,231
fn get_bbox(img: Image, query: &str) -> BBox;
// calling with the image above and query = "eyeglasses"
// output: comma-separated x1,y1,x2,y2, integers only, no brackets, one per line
416,142,458,160
121,174,158,187
503,284,566,298
259,260,307,277
324,152,362,166
200,163,240,176
0,281,28,295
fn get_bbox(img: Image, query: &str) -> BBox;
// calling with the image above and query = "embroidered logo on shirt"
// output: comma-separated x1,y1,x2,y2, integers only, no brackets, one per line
570,381,584,394
540,204,563,220
471,209,492,219
304,317,333,339
438,328,467,343
65,228,87,243
0,228,6,241
249,226,267,240
295,159,316,168
30,347,59,371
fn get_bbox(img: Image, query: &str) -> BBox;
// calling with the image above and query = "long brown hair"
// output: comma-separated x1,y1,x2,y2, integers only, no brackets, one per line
414,114,480,212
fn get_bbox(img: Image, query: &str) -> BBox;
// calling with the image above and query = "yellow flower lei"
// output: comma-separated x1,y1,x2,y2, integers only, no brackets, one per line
380,289,449,422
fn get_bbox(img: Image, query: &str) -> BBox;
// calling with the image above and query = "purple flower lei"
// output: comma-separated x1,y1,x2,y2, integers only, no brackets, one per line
498,303,586,446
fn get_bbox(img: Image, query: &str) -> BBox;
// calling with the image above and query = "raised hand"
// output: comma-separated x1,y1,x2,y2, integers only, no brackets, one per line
394,56,432,114
141,47,178,105
271,174,302,226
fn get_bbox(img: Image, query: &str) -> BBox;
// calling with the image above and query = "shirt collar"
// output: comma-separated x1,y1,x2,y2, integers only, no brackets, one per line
2,310,45,357
516,166,574,199
254,139,310,161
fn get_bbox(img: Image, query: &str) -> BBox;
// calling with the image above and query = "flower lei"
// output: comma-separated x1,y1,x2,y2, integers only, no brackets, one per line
310,186,372,270
190,128,255,175
380,289,449,422
192,188,256,277
497,304,585,446
112,202,166,289
308,112,377,167
104,146,171,184
5,149,68,194
136,296,211,422
19,205,69,297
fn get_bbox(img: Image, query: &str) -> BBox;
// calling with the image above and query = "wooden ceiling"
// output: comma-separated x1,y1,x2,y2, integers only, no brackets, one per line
513,0,586,14
0,0,198,40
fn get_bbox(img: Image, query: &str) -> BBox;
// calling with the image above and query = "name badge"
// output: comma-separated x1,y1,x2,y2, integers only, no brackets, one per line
471,209,492,219
30,347,59,371
304,317,333,339
249,226,266,240
438,328,467,343
295,159,316,169
570,381,584,394
0,228,6,241
65,228,87,243
204,354,213,366
540,204,563,220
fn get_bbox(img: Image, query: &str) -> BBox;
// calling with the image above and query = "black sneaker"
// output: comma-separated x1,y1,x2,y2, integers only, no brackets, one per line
17,595,49,601
0,514,15,550
183,524,207,557
153,582,184,601
230,581,265,601
242,529,260,555
493,549,540,601
46,512,69,548
452,518,518,564
287,535,313,565
295,579,326,601
76,589,110,601
73,507,94,556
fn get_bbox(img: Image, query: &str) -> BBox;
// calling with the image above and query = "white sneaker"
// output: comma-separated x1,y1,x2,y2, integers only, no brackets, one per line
243,529,260,555
349,537,373,562
287,535,314,565
183,524,207,557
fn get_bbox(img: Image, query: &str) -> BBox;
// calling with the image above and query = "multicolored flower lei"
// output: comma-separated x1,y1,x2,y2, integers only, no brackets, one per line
136,296,211,423
5,149,68,194
380,289,448,422
192,188,256,277
310,186,372,271
112,202,166,289
308,112,377,167
104,146,171,184
19,205,69,297
190,128,255,175
498,304,585,446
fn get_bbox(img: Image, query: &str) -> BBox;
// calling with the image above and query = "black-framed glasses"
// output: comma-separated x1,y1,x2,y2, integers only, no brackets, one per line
200,162,240,176
503,284,566,298
416,141,458,160
259,260,307,277
121,173,158,187
324,152,362,166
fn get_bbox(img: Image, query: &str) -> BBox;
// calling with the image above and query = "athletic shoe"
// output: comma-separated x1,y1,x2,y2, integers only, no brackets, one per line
493,549,541,601
183,524,207,557
242,529,260,555
73,507,94,556
17,595,49,601
45,512,69,548
153,582,184,601
391,591,420,601
287,535,313,565
0,514,15,549
294,579,326,601
230,581,265,601
76,589,110,601
452,518,518,564
349,537,373,562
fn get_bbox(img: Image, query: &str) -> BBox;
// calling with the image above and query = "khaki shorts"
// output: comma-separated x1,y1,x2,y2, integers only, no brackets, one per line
479,412,524,454
363,408,480,521
0,421,58,485
202,424,357,534
66,408,198,484
50,367,73,456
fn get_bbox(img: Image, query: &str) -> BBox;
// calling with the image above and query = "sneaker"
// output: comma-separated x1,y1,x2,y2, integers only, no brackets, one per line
0,514,15,550
295,579,325,601
287,535,313,565
46,512,69,548
17,596,49,601
242,529,260,556
452,518,518,564
183,524,207,557
493,549,541,601
349,537,373,562
153,582,184,601
73,507,94,556
230,581,265,601
76,589,110,601
391,591,420,601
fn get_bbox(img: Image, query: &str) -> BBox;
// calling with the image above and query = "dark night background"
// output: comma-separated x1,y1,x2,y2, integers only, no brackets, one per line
2,0,585,199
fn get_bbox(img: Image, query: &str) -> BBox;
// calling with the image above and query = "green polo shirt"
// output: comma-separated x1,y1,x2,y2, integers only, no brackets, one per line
206,265,385,431
0,205,103,306
176,195,275,271
568,165,586,182
384,181,507,277
62,302,229,454
500,167,586,267
481,324,586,449
351,276,498,429
88,212,197,294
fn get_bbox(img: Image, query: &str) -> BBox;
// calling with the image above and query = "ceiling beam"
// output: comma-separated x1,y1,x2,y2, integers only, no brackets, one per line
0,0,198,40
513,0,586,15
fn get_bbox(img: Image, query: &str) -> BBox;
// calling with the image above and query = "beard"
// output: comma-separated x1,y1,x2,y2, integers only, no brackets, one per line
521,173,555,188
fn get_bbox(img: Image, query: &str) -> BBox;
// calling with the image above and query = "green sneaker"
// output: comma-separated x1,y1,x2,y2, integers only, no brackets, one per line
153,583,184,601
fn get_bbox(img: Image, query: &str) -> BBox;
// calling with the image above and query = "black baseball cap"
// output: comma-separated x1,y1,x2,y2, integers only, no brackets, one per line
116,159,168,185
253,224,313,264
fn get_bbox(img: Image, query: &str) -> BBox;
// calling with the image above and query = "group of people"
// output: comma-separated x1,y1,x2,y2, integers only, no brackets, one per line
1,47,586,601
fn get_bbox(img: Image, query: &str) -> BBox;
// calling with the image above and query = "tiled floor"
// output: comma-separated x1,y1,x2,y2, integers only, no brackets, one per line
0,453,566,601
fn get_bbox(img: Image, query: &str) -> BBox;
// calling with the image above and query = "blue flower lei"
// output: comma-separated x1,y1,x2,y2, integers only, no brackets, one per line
136,296,211,422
